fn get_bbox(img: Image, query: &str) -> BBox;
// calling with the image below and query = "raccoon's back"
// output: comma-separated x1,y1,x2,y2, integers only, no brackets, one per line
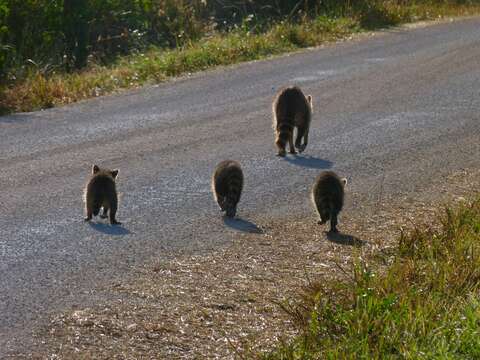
274,86,309,126
312,171,344,212
212,160,244,198
86,173,117,202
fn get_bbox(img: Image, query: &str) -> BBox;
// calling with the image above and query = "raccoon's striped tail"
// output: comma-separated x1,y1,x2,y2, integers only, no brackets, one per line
277,122,294,132
276,122,295,156
225,178,242,218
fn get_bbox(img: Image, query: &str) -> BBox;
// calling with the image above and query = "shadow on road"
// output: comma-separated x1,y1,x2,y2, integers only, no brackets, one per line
0,113,32,124
88,221,131,236
223,217,263,234
326,232,364,246
284,155,333,169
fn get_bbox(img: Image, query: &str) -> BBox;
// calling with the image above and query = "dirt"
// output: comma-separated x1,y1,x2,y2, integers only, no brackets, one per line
13,167,480,359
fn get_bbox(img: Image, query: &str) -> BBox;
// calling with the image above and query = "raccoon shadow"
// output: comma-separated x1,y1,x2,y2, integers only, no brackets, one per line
326,232,364,247
223,217,263,234
88,221,130,236
284,155,333,169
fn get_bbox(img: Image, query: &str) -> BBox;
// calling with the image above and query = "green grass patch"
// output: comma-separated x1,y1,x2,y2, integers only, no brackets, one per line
1,2,480,114
265,198,480,359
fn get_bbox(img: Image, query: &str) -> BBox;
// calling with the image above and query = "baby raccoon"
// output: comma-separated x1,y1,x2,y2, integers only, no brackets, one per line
272,86,313,157
84,165,121,225
212,160,244,218
312,171,347,233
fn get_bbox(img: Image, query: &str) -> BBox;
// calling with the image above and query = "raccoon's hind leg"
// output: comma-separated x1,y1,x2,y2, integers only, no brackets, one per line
84,203,100,221
277,149,287,157
295,127,304,150
92,204,101,217
225,207,236,218
318,209,329,225
295,127,306,153
295,126,308,153
329,212,339,233
317,204,330,225
84,194,95,221
276,138,287,157
288,131,297,154
109,199,121,225
84,210,93,222
100,207,108,219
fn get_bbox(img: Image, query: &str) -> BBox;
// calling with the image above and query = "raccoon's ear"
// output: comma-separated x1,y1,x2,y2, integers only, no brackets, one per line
307,95,313,107
111,170,119,179
92,165,100,174
341,178,348,187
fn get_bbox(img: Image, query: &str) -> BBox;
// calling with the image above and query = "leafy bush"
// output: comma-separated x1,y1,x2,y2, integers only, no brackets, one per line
0,0,422,78
0,0,210,77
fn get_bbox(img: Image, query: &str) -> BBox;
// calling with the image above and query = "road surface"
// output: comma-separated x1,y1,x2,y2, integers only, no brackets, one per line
1,17,480,355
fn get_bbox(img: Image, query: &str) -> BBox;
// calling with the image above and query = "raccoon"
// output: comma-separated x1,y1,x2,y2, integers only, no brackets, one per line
84,165,121,225
312,171,347,233
212,160,244,218
272,86,313,157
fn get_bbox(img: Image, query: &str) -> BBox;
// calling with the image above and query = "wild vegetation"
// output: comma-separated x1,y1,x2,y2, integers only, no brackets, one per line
265,198,480,359
1,1,480,114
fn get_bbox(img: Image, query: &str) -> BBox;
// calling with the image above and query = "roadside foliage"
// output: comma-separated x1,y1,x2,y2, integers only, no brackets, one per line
1,0,479,113
0,0,456,77
266,199,480,359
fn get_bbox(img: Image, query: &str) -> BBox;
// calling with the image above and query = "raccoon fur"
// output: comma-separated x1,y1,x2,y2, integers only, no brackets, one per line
212,160,244,218
272,86,313,157
84,164,121,225
312,171,347,233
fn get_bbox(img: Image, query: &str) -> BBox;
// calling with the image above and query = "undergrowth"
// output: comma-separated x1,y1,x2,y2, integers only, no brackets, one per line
1,2,480,114
265,198,480,359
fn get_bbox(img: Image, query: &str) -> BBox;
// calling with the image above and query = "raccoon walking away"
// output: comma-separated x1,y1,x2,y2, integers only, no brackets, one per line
312,171,347,233
84,165,121,225
273,86,313,157
212,160,244,218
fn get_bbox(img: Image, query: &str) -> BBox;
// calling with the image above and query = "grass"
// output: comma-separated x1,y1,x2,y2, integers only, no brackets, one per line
1,2,480,115
0,16,358,114
265,198,480,359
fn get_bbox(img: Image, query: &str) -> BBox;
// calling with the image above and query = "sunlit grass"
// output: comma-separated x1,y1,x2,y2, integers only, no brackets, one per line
265,198,480,359
1,2,480,114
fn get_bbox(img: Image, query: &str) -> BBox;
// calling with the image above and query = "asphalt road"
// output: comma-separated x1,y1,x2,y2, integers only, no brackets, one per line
1,18,480,355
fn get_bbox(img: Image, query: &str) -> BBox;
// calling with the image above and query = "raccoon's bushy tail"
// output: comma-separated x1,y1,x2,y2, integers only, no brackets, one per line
227,176,242,203
277,122,294,133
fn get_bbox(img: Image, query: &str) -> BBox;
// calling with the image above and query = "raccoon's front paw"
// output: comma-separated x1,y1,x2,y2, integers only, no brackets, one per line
329,228,339,233
100,214,108,219
84,217,92,222
111,220,122,225
297,145,306,153
289,150,297,155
